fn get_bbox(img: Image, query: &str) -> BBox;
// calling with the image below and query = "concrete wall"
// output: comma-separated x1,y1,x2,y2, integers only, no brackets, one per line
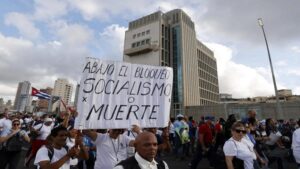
180,102,300,121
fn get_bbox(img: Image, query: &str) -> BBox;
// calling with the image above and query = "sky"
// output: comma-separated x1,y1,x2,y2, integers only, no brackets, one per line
0,0,299,103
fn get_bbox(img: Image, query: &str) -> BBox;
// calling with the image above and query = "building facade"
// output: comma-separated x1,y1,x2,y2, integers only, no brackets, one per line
37,87,53,111
123,9,219,115
53,78,73,111
14,81,32,112
74,84,80,108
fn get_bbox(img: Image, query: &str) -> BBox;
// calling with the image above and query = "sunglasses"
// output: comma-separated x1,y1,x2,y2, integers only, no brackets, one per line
235,129,246,134
13,123,20,126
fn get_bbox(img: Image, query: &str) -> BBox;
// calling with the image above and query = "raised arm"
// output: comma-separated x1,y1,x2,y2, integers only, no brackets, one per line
82,130,98,141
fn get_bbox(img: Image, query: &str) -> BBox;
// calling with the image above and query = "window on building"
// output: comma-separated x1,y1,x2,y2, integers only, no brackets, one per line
146,39,150,44
142,32,145,36
141,40,145,45
133,34,136,39
137,33,141,37
132,43,136,48
136,42,140,46
146,30,150,34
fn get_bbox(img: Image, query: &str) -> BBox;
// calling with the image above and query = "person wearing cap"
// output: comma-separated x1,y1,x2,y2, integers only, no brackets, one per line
25,117,54,167
190,116,215,169
83,125,141,169
0,118,30,169
173,114,185,158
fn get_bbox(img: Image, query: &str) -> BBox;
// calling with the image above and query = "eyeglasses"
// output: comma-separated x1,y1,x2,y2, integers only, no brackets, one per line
13,123,20,126
235,129,246,134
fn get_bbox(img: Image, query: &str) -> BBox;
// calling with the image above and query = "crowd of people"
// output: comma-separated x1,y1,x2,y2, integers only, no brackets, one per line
0,107,299,169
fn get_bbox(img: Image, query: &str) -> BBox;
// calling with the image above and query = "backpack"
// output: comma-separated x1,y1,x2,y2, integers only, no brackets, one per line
30,124,44,140
35,145,69,169
4,132,23,151
45,144,69,161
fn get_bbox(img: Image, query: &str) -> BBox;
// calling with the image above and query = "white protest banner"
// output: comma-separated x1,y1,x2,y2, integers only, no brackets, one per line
74,57,173,129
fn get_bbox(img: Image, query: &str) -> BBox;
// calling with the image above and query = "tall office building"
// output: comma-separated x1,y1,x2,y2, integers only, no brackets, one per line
53,78,73,111
74,84,80,108
124,9,219,114
14,81,32,112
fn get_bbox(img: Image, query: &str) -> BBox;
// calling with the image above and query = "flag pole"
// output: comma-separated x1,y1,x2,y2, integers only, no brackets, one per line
48,95,53,113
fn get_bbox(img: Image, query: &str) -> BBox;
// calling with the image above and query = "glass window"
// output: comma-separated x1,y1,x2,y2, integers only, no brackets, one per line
146,39,150,44
133,34,136,39
141,40,145,45
146,30,150,34
136,42,140,46
142,32,145,36
137,33,141,37
132,43,136,48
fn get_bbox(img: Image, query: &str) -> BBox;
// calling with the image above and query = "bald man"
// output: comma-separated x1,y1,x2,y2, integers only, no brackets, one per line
113,131,169,169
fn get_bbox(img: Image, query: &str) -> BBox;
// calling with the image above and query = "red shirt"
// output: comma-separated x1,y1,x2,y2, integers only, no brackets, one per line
198,123,213,145
215,123,222,133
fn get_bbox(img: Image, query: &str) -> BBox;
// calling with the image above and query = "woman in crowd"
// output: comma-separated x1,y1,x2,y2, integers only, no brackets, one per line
0,118,30,169
223,121,256,169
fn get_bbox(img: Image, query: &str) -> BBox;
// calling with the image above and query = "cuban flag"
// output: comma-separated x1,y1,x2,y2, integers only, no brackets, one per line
31,87,51,100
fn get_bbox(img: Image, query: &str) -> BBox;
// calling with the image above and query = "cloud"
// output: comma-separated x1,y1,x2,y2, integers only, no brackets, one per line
67,0,153,21
33,0,69,20
56,23,94,46
193,0,300,46
1,0,299,102
4,12,40,39
205,42,274,98
275,60,287,66
294,87,300,95
0,27,90,100
98,24,127,60
291,46,300,53
287,69,300,77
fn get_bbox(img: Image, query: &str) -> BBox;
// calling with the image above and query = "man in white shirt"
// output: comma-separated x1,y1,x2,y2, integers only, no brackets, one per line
83,125,141,169
113,131,169,169
0,110,12,133
34,126,88,169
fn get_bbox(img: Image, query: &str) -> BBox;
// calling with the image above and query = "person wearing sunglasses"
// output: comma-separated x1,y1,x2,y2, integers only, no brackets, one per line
0,118,30,169
223,122,256,169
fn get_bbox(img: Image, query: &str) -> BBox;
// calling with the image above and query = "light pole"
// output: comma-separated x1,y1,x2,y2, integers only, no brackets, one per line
257,18,283,119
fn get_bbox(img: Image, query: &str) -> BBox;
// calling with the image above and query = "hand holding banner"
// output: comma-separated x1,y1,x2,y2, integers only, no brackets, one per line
74,58,173,129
